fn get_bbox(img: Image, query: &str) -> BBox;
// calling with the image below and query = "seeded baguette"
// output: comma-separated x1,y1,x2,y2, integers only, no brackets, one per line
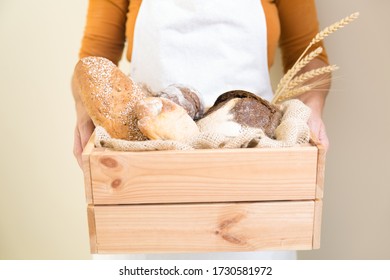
74,56,148,140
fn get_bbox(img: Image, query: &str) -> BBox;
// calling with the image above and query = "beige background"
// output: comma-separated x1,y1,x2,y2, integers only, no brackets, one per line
0,0,389,259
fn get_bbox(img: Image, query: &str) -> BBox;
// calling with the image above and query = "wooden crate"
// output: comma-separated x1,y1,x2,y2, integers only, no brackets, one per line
82,133,325,254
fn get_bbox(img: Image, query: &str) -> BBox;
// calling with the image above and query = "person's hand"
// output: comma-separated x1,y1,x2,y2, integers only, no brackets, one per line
73,103,95,168
295,58,330,151
307,110,329,151
298,92,330,152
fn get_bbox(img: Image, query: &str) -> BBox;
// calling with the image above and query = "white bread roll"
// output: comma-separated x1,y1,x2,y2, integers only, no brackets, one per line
135,97,200,141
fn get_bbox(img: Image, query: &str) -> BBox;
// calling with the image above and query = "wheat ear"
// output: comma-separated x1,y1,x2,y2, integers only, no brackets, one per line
272,12,359,104
275,76,335,103
309,12,360,50
286,12,359,76
286,65,339,90
274,47,323,97
275,86,313,103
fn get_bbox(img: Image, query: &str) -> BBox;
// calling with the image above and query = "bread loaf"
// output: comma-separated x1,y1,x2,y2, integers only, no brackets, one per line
157,84,204,120
74,56,148,140
135,97,200,141
200,90,282,138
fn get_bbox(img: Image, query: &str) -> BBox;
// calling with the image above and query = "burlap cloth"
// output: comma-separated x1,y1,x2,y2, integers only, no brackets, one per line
95,99,311,151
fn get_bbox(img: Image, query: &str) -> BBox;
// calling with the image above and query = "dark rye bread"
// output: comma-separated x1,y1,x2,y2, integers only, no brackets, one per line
204,90,282,138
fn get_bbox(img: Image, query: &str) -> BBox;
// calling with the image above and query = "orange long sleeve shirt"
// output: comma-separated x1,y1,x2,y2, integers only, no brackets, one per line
79,0,328,73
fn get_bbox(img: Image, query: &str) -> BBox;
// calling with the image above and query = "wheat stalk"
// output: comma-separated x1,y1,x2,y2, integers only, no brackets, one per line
275,75,335,103
275,86,313,103
286,65,339,90
274,47,323,97
272,12,359,104
309,12,359,50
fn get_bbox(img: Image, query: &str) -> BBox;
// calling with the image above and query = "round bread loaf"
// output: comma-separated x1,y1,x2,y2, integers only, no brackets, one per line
201,90,283,138
157,84,204,120
74,56,148,140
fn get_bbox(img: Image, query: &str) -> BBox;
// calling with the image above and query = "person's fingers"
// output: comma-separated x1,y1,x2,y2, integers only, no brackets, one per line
73,126,83,168
80,120,95,149
74,119,95,169
318,122,330,152
308,116,329,152
308,117,320,138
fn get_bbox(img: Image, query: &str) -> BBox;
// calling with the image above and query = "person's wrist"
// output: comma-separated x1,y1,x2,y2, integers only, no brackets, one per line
298,93,326,117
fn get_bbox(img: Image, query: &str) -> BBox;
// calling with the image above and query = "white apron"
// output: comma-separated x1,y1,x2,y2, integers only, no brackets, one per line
130,0,274,106
94,0,295,260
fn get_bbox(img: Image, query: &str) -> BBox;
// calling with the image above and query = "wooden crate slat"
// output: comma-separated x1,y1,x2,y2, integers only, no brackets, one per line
92,201,315,254
312,199,323,249
87,205,97,254
315,144,326,199
89,146,318,205
81,132,95,204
